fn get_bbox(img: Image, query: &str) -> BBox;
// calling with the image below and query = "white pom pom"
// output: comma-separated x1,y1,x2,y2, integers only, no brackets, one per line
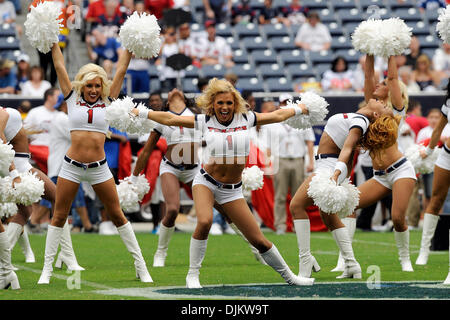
105,96,136,132
116,180,140,212
352,18,412,57
281,101,312,130
127,103,156,135
307,170,348,214
337,178,360,219
0,177,15,202
119,12,162,59
24,1,63,54
12,171,45,205
0,142,15,176
437,5,450,44
281,92,329,129
405,144,440,174
0,203,18,218
242,166,264,193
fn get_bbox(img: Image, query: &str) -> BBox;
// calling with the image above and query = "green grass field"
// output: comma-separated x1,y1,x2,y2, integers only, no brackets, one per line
2,229,449,300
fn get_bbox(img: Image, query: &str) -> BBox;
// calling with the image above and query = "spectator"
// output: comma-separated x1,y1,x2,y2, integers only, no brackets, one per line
86,28,123,79
398,65,421,94
432,43,450,82
405,99,429,140
15,53,31,93
0,0,16,24
120,0,135,18
0,58,16,94
412,54,441,91
86,0,122,30
231,0,256,25
17,100,32,120
258,0,285,25
202,0,231,23
126,56,151,94
294,11,331,52
242,90,256,111
281,0,308,27
178,23,206,66
149,91,164,110
134,0,146,13
405,36,423,68
144,0,173,20
417,0,446,12
156,25,183,92
97,0,123,34
260,98,276,113
23,88,60,174
197,20,234,68
321,56,355,92
20,66,52,98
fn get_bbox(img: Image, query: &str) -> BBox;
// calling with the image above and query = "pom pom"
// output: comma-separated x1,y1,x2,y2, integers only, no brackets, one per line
119,12,162,59
0,202,18,218
24,1,63,54
116,175,150,212
404,144,440,174
281,92,329,129
437,5,450,44
242,166,264,197
337,179,360,219
128,102,156,135
352,18,412,57
0,142,15,176
307,170,349,214
12,171,45,205
0,177,15,202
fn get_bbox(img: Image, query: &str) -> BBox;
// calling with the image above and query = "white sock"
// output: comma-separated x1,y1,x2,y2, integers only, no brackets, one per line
419,213,439,252
331,227,357,267
187,237,207,276
294,219,310,259
156,224,175,253
394,229,411,261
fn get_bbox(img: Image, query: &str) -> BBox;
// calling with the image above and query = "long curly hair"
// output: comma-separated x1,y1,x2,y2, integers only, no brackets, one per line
358,115,402,161
195,78,248,116
72,63,112,103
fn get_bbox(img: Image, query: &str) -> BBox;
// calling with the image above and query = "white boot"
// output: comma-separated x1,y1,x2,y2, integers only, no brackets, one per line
416,213,439,265
55,221,84,271
228,223,267,265
117,222,152,283
331,217,356,272
332,227,362,279
18,228,35,263
260,244,314,286
444,230,450,285
186,237,207,288
153,224,175,267
395,229,414,272
294,219,320,277
0,231,20,290
38,225,63,284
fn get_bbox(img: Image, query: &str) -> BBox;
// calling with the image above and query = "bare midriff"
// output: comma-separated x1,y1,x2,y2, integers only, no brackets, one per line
203,157,247,184
317,132,341,155
370,143,404,170
11,129,30,153
165,142,200,165
67,130,106,163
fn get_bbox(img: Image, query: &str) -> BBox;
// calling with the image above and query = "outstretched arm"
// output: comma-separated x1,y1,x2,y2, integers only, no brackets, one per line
386,56,403,111
427,114,448,151
256,103,307,125
332,128,362,183
364,54,376,103
132,108,196,128
109,49,132,99
132,131,161,176
51,43,72,97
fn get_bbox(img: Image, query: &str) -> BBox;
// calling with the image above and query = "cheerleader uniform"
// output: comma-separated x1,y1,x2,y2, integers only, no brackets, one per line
435,101,450,171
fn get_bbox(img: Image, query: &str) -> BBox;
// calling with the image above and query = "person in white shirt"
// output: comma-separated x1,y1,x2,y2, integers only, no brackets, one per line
432,43,450,83
19,66,51,98
261,94,315,235
197,20,234,68
321,56,355,92
294,11,331,52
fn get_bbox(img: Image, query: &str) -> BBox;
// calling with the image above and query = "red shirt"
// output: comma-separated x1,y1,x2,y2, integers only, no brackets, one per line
144,0,173,19
405,114,429,139
86,0,121,22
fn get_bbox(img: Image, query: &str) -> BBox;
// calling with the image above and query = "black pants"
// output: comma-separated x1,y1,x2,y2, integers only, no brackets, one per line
356,165,393,230
38,50,58,86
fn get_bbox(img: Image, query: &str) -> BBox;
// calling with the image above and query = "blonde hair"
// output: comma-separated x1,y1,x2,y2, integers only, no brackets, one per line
72,63,112,103
359,115,402,161
387,80,409,112
195,78,248,116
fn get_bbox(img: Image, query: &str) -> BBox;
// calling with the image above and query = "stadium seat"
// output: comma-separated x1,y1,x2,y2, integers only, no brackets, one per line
407,21,431,36
279,49,307,64
258,63,286,79
229,63,257,78
234,23,261,38
182,78,199,93
421,48,437,60
233,49,250,64
302,0,329,10
424,8,439,23
148,64,160,79
216,23,233,37
270,36,297,51
417,35,440,49
330,0,357,11
286,63,316,78
251,49,278,65
249,0,265,10
266,77,293,92
0,24,16,37
318,8,337,23
315,63,331,78
359,0,385,11
261,23,289,38
343,22,362,35
236,77,265,92
201,64,227,78
334,49,362,64
392,8,423,22
0,37,20,50
190,0,203,11
308,50,334,65
150,79,161,92
361,7,391,20
331,36,353,50
0,50,19,61
273,0,290,9
226,36,242,50
242,36,268,51
184,65,200,78
386,0,415,10
327,22,344,36
336,8,363,23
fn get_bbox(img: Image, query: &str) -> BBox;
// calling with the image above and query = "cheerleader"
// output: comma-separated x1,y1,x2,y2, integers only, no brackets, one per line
0,107,83,271
416,80,450,265
134,78,315,288
37,43,151,284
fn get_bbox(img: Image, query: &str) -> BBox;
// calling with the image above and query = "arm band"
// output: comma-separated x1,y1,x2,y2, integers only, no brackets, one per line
9,169,19,180
425,146,434,156
334,161,348,184
130,174,138,183
138,108,150,119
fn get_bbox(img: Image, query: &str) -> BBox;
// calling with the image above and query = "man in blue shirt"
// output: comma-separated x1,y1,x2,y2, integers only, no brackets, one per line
0,58,17,94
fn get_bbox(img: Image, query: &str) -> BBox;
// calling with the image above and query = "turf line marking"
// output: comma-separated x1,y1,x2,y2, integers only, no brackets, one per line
16,264,113,290
313,235,420,249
